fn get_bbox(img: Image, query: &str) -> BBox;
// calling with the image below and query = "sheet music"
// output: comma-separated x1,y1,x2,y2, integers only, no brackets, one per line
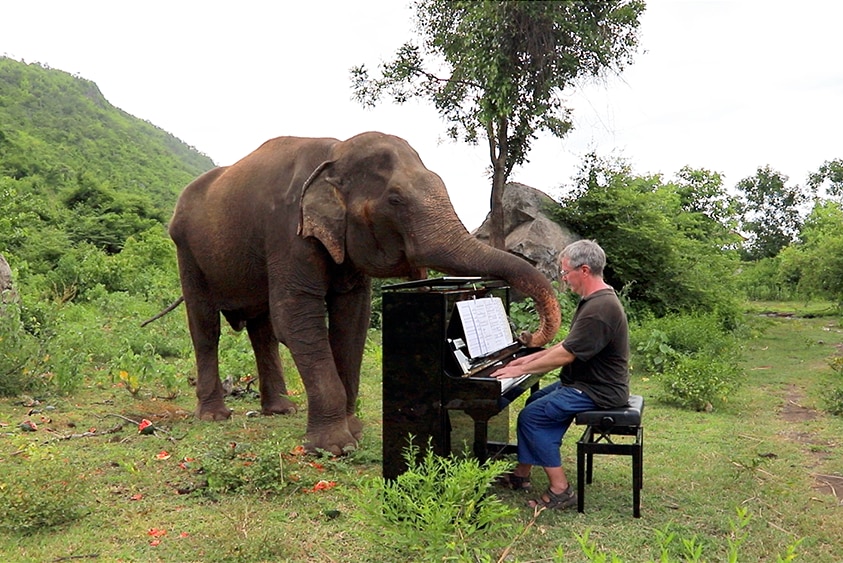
455,297,513,358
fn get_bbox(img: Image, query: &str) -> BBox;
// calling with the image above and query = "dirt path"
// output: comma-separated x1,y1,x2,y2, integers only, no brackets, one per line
780,383,843,503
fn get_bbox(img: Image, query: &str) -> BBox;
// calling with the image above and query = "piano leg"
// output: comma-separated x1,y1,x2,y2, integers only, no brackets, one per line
473,418,489,462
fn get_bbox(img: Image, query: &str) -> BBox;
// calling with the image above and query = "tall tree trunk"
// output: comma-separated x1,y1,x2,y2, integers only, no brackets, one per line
487,117,509,250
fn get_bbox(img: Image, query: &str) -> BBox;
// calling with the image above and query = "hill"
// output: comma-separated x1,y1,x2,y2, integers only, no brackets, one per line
0,57,215,217
1,57,217,282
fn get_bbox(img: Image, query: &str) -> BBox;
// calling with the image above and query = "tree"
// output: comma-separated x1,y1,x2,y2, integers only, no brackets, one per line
671,166,742,249
736,166,808,261
778,200,843,306
550,154,740,318
351,0,645,248
807,158,843,201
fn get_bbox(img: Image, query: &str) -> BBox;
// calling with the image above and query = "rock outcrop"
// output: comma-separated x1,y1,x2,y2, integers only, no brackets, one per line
473,183,578,280
0,254,18,305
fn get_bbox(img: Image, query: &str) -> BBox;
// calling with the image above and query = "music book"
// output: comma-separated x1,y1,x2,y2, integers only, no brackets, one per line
455,297,514,358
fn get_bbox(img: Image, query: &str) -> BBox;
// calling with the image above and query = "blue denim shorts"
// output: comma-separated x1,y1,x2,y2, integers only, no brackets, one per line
516,381,597,467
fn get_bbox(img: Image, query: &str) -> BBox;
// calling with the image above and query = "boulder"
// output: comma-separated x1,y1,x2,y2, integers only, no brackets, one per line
0,253,18,305
473,183,578,280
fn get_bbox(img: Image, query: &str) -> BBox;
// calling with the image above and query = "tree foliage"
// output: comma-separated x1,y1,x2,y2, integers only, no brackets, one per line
807,158,843,201
0,57,214,216
550,154,741,318
673,166,741,247
0,57,214,297
776,200,843,306
351,0,645,247
736,166,809,261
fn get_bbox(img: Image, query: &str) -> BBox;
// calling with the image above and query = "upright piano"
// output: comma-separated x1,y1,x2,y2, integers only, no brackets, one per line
381,277,543,479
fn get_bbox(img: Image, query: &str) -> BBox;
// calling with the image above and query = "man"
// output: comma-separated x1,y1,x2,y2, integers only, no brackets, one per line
492,239,629,509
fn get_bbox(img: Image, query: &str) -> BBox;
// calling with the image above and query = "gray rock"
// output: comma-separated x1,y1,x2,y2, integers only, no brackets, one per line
473,183,578,280
0,253,18,305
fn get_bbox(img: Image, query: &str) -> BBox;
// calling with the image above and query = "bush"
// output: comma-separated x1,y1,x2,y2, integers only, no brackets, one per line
824,355,843,416
550,157,742,318
0,301,48,396
658,355,743,411
355,440,516,561
202,438,291,496
825,387,843,416
509,281,576,345
631,312,745,410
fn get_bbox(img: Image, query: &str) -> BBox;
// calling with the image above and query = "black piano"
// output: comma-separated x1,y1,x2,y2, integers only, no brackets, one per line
382,277,543,479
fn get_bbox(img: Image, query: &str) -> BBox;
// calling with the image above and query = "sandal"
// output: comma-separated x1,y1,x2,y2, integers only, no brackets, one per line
495,471,532,491
528,485,577,510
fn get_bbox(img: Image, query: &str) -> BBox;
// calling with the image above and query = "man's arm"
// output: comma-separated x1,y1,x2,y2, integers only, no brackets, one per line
492,343,576,379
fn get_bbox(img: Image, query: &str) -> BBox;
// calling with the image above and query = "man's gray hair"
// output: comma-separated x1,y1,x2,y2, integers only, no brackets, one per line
560,239,606,276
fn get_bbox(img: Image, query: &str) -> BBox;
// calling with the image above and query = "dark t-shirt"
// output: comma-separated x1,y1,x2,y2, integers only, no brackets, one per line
560,288,629,408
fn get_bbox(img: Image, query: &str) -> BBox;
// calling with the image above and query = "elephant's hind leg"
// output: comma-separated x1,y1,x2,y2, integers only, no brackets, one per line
247,314,298,416
181,280,231,421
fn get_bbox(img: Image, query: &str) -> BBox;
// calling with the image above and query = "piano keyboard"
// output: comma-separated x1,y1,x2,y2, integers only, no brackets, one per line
499,373,533,394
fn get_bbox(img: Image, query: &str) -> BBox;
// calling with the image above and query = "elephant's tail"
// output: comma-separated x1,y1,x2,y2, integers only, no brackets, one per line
140,296,184,327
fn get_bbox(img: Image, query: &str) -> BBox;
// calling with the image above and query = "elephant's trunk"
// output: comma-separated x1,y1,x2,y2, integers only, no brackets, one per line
417,234,562,347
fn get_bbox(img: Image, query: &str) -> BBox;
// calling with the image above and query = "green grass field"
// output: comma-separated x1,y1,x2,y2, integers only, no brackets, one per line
1,306,841,562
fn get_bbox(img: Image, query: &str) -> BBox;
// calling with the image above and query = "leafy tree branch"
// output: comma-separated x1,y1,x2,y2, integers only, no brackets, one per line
351,0,645,248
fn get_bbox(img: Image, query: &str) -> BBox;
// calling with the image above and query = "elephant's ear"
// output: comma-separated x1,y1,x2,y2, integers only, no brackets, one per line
298,161,346,264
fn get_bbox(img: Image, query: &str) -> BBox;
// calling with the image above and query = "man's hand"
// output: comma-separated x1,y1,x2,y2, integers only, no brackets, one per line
493,364,527,379
492,344,576,380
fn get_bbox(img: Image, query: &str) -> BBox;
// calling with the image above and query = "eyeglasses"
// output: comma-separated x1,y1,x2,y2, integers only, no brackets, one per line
560,264,585,277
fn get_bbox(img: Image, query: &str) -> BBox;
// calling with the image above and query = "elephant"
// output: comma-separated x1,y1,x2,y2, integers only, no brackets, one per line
168,131,561,455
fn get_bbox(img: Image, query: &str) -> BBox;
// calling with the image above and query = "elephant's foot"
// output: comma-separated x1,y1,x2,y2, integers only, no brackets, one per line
195,401,232,421
347,414,364,441
261,394,298,416
304,422,358,456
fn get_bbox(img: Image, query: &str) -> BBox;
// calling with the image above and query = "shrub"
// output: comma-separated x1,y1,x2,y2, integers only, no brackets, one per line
355,440,516,561
631,312,745,410
824,355,843,416
825,387,843,417
657,355,743,411
509,282,577,346
0,300,48,396
202,438,290,496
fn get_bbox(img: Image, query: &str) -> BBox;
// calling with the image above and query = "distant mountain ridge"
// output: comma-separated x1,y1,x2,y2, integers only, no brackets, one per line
0,56,215,216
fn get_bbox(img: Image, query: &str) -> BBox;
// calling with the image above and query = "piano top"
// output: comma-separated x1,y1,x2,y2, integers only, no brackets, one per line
383,276,509,291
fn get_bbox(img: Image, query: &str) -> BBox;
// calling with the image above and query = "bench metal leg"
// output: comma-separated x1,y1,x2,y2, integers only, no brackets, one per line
576,424,644,517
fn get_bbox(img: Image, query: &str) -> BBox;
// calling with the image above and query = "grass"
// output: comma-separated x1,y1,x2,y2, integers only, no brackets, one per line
0,303,842,561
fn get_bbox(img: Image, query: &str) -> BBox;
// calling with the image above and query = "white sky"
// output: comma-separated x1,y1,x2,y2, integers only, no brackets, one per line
3,0,842,229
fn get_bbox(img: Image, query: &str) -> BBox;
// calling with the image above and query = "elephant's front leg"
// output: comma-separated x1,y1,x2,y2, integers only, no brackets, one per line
280,298,357,455
327,283,372,442
246,313,298,416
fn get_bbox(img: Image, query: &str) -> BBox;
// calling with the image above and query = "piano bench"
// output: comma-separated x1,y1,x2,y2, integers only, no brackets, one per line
575,394,644,518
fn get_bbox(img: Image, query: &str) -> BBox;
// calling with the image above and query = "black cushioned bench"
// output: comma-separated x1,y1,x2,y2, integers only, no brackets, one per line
575,394,644,517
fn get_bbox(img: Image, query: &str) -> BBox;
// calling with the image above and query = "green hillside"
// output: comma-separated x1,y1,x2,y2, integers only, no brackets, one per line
0,57,215,288
0,56,214,216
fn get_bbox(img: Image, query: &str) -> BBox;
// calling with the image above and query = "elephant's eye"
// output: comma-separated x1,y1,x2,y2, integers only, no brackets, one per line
387,192,404,206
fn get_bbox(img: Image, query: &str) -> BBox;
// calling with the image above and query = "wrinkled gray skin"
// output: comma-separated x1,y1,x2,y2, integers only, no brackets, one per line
169,132,561,455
